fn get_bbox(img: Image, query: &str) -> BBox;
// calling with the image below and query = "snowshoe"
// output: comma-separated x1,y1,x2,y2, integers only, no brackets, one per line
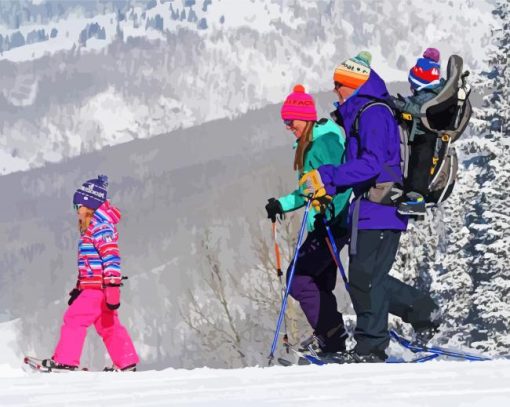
24,356,81,373
103,364,137,372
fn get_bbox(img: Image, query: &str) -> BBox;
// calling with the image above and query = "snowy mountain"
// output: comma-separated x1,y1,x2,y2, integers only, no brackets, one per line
0,0,496,175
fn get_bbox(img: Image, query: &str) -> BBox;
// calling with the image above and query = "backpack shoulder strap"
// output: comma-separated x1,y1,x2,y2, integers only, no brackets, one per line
350,97,404,184
350,96,395,154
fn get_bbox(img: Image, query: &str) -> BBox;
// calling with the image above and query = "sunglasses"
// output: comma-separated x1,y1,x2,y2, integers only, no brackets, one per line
334,82,344,91
283,119,294,127
73,204,82,212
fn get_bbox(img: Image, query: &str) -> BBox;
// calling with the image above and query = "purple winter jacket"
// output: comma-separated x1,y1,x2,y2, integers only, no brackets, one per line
318,70,408,230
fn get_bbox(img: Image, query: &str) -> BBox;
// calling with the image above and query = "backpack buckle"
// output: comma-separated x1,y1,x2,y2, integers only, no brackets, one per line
430,157,439,175
401,112,413,121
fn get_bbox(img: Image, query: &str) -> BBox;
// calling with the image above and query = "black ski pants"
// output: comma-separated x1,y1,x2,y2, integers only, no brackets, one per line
349,230,438,357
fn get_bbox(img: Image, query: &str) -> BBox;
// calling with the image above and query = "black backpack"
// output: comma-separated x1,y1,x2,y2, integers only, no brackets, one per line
343,55,472,206
414,54,472,204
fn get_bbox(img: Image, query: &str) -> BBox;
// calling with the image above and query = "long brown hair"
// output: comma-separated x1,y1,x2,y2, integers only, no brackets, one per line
78,207,95,235
293,121,315,173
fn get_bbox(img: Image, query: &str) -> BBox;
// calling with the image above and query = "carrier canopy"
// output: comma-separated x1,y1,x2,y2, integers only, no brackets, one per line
420,54,472,142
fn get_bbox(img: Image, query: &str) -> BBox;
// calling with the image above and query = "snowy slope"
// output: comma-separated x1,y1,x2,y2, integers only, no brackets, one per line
0,360,510,406
0,0,497,175
0,320,23,379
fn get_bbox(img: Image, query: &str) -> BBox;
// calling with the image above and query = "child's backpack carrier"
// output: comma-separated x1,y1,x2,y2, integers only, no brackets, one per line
346,54,472,207
414,54,472,204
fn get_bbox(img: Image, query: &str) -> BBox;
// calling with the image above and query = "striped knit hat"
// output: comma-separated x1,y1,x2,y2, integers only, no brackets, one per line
408,49,441,90
73,175,109,210
333,51,372,89
280,84,317,122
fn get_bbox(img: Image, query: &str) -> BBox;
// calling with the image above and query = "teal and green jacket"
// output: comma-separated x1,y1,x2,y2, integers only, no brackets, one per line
278,119,351,232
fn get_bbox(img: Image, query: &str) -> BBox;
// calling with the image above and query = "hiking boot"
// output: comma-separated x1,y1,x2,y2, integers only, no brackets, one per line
346,350,387,363
319,350,387,364
315,324,348,354
397,192,426,215
352,351,387,363
412,322,441,345
103,364,137,372
296,327,347,365
412,308,442,345
41,359,78,372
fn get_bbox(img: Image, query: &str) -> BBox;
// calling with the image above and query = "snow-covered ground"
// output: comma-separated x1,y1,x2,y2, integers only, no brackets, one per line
2,310,510,406
3,319,509,406
0,319,23,378
0,360,509,406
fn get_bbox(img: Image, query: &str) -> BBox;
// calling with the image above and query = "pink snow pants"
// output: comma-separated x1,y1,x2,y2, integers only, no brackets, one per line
53,289,139,369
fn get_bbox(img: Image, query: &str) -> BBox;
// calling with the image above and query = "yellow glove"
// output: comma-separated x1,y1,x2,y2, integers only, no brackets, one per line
299,170,332,212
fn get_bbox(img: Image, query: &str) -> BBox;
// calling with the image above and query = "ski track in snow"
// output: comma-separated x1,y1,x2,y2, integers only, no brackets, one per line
1,360,510,406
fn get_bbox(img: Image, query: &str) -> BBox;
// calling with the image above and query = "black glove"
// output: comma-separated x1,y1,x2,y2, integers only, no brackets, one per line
68,288,82,306
313,213,329,239
265,198,284,222
392,94,406,110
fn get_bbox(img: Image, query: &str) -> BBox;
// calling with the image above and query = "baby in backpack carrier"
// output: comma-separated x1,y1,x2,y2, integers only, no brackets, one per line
394,48,446,216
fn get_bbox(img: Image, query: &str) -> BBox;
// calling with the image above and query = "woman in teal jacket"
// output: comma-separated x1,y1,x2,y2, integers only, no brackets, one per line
265,84,351,353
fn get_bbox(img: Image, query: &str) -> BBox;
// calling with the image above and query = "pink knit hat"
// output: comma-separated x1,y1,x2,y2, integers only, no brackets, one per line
280,84,317,122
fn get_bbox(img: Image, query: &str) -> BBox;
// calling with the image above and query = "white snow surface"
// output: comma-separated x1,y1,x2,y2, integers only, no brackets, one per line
0,319,24,379
0,360,509,406
1,316,509,406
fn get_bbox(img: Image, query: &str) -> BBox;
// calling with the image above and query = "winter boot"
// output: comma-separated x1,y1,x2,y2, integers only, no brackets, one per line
412,322,441,345
412,307,442,345
334,350,387,364
397,192,426,215
350,350,387,363
41,359,78,372
315,323,348,354
316,349,387,364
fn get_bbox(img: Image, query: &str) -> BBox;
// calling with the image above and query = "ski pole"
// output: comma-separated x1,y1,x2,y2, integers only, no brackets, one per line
322,218,350,291
268,200,312,366
271,220,289,350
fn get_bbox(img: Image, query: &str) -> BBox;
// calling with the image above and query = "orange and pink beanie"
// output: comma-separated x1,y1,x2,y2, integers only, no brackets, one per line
280,84,318,122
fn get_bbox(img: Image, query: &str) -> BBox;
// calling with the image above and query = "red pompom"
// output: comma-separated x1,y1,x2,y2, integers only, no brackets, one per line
293,84,305,93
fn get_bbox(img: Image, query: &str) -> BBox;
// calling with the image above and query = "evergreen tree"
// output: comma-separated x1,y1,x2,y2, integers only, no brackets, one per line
461,0,510,353
393,0,510,354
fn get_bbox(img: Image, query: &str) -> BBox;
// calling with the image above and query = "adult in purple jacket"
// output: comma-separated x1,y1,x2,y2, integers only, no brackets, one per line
301,51,440,362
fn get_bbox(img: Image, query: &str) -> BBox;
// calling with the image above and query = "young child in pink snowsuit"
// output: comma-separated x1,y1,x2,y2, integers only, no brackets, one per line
45,175,139,371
